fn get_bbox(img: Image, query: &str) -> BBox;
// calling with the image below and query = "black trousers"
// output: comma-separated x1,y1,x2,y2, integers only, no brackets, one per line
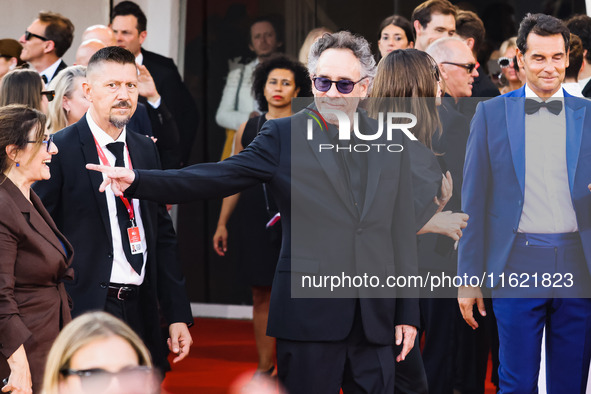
276,303,395,393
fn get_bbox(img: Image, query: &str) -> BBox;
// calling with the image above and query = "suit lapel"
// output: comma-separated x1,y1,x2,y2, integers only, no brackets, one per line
303,114,358,217
125,133,153,244
565,96,585,194
30,191,71,260
1,178,67,259
505,87,526,194
359,116,382,220
78,118,114,245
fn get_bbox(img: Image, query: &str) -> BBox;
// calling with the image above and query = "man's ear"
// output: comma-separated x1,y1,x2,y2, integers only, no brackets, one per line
516,48,525,70
465,37,475,51
438,63,449,81
44,40,56,55
82,80,92,102
139,30,147,46
413,20,422,36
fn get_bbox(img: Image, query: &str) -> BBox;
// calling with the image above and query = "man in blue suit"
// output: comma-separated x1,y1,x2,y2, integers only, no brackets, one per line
458,13,591,393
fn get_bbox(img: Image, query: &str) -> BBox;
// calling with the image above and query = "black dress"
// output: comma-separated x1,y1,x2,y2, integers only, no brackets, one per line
230,114,281,286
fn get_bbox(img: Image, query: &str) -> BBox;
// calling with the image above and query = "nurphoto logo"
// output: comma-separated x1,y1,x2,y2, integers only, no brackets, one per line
306,108,417,153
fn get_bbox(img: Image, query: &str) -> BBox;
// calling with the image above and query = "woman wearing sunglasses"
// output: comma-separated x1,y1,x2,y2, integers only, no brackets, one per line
498,37,523,94
0,105,73,394
213,55,310,376
0,69,54,115
42,312,159,394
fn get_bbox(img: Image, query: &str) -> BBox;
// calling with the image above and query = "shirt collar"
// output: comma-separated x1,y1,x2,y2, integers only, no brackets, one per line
524,83,564,99
39,58,62,82
135,52,143,66
86,112,127,147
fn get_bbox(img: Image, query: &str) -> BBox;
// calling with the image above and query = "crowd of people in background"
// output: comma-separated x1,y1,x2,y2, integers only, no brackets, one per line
1,0,591,393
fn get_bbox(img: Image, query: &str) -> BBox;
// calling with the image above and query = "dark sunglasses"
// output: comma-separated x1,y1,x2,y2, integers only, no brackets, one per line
312,76,367,94
24,30,49,41
433,65,441,82
27,134,54,152
41,90,55,102
441,61,477,74
497,57,513,69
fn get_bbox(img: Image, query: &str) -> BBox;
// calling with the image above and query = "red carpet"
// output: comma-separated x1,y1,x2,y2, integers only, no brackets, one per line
162,318,497,393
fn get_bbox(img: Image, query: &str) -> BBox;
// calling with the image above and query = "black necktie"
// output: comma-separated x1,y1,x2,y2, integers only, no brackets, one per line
105,142,143,275
524,98,563,115
41,74,48,84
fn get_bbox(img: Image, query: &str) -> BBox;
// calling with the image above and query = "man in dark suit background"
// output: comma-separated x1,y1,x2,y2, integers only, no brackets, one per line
459,14,591,392
455,10,500,99
33,46,193,373
88,31,419,393
566,15,591,98
110,1,198,166
19,11,73,83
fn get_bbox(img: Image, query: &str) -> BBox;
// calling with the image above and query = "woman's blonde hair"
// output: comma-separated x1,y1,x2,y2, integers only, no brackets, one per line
369,48,442,150
499,36,517,57
47,65,86,132
42,312,152,394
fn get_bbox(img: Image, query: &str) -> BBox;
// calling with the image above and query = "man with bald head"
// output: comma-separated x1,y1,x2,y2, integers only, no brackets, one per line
75,39,106,66
427,37,479,100
82,24,116,46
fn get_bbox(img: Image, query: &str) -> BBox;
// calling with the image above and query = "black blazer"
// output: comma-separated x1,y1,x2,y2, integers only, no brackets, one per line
126,109,420,345
582,79,591,98
141,48,198,166
46,59,68,83
415,98,471,275
33,116,193,368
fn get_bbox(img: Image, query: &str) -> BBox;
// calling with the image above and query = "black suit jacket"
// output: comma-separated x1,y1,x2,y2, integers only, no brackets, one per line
125,109,419,344
416,97,471,275
582,79,591,98
47,59,67,83
33,116,193,368
141,48,197,165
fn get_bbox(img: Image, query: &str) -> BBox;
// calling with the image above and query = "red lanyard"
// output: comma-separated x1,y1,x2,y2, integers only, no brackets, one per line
92,136,135,222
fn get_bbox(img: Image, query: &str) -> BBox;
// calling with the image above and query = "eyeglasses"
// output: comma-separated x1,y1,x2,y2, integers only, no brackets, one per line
312,76,367,94
24,30,49,41
60,366,158,394
41,90,55,102
441,62,477,74
498,57,513,69
27,134,54,152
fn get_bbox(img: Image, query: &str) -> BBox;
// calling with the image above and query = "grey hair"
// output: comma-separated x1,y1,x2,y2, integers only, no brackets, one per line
47,65,86,132
425,36,467,63
307,31,376,91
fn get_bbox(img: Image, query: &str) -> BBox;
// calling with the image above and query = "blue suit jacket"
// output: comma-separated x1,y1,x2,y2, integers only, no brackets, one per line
458,85,591,286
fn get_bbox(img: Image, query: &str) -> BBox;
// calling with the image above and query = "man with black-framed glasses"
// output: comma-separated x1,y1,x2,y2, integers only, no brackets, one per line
19,11,74,83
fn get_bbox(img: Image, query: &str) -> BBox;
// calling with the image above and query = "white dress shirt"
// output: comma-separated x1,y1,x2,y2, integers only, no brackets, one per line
518,84,578,233
86,112,148,284
39,58,62,83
